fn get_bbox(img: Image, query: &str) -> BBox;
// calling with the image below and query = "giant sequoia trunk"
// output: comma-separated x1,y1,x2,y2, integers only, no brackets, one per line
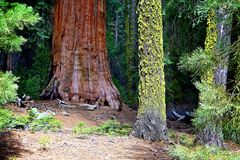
41,0,122,110
132,0,168,141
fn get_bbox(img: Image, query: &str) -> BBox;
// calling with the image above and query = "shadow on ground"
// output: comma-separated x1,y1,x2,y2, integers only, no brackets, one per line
0,131,30,160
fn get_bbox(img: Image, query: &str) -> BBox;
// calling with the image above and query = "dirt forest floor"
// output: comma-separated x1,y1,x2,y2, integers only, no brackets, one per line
0,101,174,160
0,101,238,160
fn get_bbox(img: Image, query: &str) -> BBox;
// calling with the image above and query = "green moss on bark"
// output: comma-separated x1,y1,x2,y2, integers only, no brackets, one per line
138,0,165,117
202,10,217,84
134,0,167,141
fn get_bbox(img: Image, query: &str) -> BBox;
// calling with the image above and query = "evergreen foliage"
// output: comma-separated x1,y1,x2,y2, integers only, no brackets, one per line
0,72,18,105
195,0,240,24
163,0,205,105
179,46,240,143
16,1,52,99
0,0,39,106
193,82,240,143
178,0,240,145
106,0,130,105
0,108,14,130
0,0,40,52
179,48,214,79
0,107,62,132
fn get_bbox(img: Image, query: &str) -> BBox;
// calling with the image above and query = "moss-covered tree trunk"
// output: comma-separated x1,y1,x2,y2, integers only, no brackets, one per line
41,0,122,110
132,0,168,141
198,7,232,147
198,11,224,147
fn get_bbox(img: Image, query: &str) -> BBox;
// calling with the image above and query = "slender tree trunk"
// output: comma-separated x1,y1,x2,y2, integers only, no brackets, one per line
198,7,232,147
214,7,232,88
6,54,13,71
198,10,224,147
132,0,168,141
41,0,122,110
125,0,138,105
115,11,119,48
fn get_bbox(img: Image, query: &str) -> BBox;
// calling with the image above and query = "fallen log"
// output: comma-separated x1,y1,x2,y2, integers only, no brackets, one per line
56,97,102,111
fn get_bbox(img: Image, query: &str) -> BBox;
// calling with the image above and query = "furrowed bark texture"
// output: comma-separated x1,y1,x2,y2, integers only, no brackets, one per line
42,0,121,110
132,0,168,141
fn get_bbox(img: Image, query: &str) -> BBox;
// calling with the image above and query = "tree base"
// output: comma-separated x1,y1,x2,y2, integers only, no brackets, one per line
197,125,224,147
40,77,122,111
40,77,61,100
132,111,168,141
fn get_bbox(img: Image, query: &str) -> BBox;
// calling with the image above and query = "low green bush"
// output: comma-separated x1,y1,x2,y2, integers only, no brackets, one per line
168,129,196,147
29,116,62,132
97,120,132,136
0,108,30,130
73,120,132,136
0,107,62,132
9,115,30,128
0,108,15,130
0,72,18,105
27,108,62,132
73,122,98,135
169,145,240,160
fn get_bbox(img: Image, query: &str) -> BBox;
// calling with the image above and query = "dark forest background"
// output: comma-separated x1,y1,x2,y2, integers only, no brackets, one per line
1,0,239,110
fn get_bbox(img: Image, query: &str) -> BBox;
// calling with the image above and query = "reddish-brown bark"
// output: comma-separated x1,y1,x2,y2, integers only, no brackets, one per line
42,0,122,110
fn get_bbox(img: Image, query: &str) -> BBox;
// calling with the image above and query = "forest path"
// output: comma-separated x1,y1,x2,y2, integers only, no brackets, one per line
2,102,172,160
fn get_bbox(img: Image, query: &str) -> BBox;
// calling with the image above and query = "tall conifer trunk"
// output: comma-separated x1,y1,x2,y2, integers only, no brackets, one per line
125,0,138,105
214,7,232,88
132,0,168,141
41,0,122,110
198,7,232,147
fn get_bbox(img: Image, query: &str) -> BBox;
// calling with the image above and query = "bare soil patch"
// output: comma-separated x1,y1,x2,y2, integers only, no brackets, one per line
4,101,172,160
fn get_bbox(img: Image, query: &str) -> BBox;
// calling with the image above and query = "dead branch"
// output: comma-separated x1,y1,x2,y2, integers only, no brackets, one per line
56,97,102,111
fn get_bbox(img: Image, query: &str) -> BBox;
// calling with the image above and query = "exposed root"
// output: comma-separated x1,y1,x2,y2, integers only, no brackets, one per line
40,77,61,100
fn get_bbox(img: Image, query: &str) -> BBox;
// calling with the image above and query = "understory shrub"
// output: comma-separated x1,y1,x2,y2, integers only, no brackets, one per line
73,120,132,136
0,72,18,105
169,130,196,147
193,82,240,143
169,145,240,160
222,105,240,143
29,116,62,132
0,108,62,132
168,129,240,160
0,108,15,130
27,108,62,132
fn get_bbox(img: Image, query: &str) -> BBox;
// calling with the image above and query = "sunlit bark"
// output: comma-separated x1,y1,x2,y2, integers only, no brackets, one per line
41,0,122,110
